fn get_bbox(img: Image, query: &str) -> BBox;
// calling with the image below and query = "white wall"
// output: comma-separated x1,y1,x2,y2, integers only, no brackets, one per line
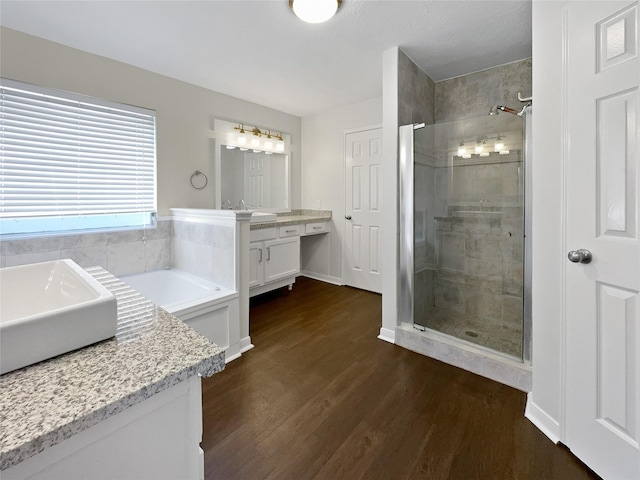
381,47,400,342
300,97,382,283
0,27,302,216
527,0,568,440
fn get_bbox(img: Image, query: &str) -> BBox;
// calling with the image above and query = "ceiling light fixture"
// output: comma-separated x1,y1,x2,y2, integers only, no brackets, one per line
289,0,341,23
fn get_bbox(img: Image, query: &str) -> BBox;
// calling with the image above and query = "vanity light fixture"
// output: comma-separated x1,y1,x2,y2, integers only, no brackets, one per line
494,136,504,152
475,137,487,155
232,123,285,154
457,141,467,157
289,0,341,24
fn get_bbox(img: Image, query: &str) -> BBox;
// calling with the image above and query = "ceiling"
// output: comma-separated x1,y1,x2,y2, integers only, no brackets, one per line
0,0,532,117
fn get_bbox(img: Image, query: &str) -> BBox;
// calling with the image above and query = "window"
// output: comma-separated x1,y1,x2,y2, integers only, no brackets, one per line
0,78,157,237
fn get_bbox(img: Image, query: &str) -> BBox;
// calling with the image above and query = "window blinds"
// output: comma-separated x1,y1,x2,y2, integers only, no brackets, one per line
0,78,157,236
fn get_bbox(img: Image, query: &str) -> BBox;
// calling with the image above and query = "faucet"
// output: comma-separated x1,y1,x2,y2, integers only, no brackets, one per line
236,199,246,210
222,199,232,210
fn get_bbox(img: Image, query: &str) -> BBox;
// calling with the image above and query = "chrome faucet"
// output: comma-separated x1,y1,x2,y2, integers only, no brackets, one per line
222,199,232,210
237,199,246,210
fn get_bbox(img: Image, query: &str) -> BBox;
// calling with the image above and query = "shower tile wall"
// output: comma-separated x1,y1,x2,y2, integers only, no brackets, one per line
413,58,531,358
398,49,436,126
435,58,532,122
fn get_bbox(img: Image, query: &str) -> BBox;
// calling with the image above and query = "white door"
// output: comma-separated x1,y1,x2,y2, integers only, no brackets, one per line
245,154,269,209
344,128,382,293
565,2,640,479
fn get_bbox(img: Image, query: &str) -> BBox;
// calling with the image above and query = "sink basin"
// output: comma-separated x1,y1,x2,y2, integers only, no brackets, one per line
0,259,117,374
249,211,277,223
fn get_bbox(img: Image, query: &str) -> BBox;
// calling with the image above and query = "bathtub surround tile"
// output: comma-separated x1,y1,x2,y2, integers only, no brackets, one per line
144,238,172,271
1,221,172,273
60,246,108,270
5,250,61,267
107,242,145,276
0,236,62,257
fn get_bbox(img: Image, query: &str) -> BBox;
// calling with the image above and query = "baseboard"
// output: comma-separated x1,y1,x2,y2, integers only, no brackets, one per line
240,336,254,354
299,271,343,286
225,351,241,363
525,393,561,444
377,327,396,343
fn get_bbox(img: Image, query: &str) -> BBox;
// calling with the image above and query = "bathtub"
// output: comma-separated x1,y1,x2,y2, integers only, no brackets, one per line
121,269,241,362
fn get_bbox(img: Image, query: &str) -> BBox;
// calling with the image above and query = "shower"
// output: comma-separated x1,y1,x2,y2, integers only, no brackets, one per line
399,107,531,360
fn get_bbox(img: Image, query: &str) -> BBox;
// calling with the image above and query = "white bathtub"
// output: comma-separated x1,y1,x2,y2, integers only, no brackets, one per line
121,269,241,362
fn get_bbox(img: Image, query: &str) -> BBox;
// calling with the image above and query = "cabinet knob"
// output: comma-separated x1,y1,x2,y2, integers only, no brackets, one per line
345,215,352,220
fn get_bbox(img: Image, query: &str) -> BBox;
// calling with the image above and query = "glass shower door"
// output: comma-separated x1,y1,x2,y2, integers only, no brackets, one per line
403,114,525,359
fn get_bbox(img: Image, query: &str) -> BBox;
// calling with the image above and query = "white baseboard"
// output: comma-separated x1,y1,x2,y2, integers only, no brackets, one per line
239,336,254,354
525,393,561,444
299,271,343,286
377,327,396,343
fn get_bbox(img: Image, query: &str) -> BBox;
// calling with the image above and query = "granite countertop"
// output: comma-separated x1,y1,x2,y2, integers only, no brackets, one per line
0,267,225,471
250,209,332,230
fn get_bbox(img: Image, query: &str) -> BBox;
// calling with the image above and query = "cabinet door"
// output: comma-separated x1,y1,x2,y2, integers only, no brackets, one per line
264,237,300,283
248,242,264,288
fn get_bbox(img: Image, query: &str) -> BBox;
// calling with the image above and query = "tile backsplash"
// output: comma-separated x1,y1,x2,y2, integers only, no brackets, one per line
0,220,172,276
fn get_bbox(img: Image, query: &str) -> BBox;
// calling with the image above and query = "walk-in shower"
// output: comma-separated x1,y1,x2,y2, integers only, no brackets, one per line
399,108,531,360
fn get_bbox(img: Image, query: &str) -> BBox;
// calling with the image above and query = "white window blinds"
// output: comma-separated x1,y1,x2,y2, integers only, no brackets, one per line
0,78,157,236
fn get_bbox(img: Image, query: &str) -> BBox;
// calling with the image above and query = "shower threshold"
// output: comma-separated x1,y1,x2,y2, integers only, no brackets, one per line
396,323,531,392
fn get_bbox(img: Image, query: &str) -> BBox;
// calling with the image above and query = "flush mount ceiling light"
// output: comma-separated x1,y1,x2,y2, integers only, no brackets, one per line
289,0,342,23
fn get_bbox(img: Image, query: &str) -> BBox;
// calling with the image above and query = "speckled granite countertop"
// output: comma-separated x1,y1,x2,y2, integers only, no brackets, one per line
250,209,332,230
0,267,225,471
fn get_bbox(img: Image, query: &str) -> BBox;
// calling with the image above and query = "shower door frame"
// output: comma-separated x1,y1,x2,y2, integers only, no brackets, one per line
398,118,532,362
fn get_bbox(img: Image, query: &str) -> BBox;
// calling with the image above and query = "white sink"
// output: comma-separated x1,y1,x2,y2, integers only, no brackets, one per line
0,259,117,375
249,211,277,223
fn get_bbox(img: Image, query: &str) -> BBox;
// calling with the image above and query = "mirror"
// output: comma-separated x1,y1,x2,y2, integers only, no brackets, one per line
219,147,289,211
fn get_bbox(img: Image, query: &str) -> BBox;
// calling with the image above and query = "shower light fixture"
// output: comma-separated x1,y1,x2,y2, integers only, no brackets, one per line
289,0,341,23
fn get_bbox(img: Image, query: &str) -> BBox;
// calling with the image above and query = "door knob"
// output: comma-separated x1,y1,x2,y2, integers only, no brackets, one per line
345,215,352,220
568,249,592,264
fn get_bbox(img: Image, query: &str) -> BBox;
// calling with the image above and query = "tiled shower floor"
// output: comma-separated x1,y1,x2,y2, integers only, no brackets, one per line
416,307,523,358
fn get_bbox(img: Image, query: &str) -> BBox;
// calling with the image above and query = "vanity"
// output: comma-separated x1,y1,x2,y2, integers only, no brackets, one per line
249,210,331,297
0,267,224,479
212,119,332,298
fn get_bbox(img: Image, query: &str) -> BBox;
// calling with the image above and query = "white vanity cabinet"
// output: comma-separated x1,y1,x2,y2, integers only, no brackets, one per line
249,226,301,296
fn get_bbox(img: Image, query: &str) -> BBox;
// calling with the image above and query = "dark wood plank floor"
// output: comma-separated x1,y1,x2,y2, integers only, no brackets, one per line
201,277,601,480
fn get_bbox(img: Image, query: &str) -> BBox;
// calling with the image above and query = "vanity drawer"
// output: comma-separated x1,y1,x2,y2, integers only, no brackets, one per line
279,225,302,238
304,222,329,235
250,227,277,242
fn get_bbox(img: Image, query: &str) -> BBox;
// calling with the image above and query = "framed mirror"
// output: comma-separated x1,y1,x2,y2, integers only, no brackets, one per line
219,148,289,211
213,119,291,212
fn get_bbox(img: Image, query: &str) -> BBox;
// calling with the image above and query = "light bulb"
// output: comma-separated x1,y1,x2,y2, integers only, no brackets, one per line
251,137,260,147
276,141,285,152
457,144,466,156
264,139,273,150
475,144,483,154
291,0,339,23
237,135,247,145
494,137,504,152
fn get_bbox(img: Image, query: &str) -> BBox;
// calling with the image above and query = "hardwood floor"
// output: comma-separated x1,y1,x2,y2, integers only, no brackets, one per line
201,277,600,480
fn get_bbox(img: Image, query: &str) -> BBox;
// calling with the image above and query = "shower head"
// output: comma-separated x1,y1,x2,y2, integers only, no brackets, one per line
489,104,530,116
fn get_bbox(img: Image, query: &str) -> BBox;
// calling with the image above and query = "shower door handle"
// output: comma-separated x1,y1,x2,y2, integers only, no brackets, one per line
567,248,592,264
345,215,352,220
